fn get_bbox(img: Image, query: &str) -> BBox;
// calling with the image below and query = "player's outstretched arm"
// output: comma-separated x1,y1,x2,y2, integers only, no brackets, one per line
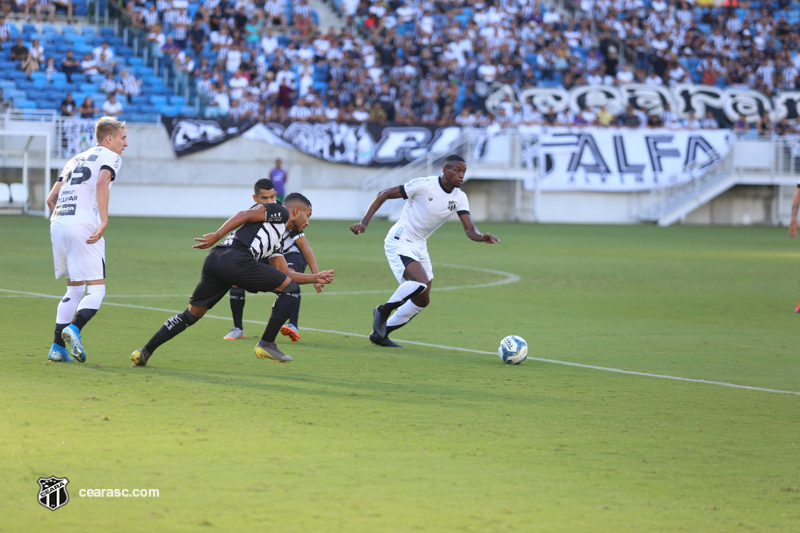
193,205,267,249
270,254,335,285
459,213,500,243
350,186,404,235
296,236,324,293
790,187,800,239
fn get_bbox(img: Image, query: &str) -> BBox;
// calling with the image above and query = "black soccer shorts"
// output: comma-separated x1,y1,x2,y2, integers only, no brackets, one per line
189,246,288,309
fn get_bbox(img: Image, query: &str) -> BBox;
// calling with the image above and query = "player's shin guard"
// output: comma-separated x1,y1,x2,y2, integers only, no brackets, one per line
54,285,85,347
262,281,301,343
380,281,427,314
72,284,106,330
144,309,201,354
229,287,246,330
385,301,424,334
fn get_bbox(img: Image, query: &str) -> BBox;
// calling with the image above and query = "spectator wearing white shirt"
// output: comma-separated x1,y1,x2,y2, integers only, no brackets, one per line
616,64,635,84
228,69,249,101
101,92,124,116
645,71,664,86
261,30,279,55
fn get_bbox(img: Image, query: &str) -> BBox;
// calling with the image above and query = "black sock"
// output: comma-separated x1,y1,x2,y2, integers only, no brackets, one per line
144,309,200,354
262,291,300,343
54,323,69,347
71,308,97,330
230,287,246,330
288,291,301,326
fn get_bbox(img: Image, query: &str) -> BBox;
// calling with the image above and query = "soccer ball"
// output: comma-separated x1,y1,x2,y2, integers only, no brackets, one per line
498,335,528,365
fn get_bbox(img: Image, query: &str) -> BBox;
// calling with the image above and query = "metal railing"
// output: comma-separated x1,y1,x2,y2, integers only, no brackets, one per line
639,137,800,223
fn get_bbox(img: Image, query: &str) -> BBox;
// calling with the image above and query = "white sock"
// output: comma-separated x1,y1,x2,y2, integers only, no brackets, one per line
386,300,424,329
77,284,106,312
56,285,85,324
387,281,427,306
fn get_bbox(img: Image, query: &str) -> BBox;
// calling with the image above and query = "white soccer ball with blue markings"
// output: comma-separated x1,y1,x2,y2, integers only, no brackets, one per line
498,335,528,365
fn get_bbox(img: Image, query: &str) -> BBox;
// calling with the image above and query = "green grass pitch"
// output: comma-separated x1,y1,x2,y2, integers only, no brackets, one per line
2,215,800,532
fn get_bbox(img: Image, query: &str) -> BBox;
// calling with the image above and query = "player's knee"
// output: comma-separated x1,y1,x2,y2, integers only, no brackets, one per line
412,293,430,307
280,279,300,295
180,309,201,326
186,305,206,319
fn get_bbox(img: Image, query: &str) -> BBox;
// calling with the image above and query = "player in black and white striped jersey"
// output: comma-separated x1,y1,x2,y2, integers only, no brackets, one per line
224,179,322,343
132,191,334,366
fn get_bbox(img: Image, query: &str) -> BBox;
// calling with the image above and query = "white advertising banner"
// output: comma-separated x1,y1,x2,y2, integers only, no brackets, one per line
518,127,733,192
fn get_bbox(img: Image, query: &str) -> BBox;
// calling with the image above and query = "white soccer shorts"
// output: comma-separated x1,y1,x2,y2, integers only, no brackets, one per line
384,238,434,284
51,224,106,281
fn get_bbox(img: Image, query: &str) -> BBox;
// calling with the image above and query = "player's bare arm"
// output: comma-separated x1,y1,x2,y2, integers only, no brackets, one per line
86,169,113,244
790,187,800,239
46,180,63,212
459,213,500,243
350,186,404,234
268,254,334,285
193,205,269,249
296,236,324,293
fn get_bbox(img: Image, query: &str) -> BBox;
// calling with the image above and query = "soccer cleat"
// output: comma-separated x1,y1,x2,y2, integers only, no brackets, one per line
61,324,86,363
224,327,246,340
130,347,151,367
372,305,390,338
795,303,800,313
48,343,73,362
369,332,403,348
280,323,300,342
254,341,293,363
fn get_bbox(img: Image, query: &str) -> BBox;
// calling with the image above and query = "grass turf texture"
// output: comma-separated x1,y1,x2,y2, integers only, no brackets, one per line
1,216,800,532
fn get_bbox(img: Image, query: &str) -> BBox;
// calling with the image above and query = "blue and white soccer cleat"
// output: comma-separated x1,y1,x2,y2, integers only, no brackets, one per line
47,343,73,362
61,324,86,363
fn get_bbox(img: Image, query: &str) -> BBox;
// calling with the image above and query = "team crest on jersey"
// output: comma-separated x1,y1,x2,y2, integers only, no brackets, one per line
447,200,457,211
114,156,120,169
37,476,70,511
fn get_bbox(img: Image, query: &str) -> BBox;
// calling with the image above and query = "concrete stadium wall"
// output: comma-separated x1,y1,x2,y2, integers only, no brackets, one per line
1,123,787,225
108,123,376,219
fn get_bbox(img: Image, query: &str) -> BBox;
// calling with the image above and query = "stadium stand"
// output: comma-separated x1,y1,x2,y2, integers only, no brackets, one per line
1,0,800,132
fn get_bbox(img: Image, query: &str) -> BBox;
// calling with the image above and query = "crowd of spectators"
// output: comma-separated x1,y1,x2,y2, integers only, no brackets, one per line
152,0,800,129
7,0,800,130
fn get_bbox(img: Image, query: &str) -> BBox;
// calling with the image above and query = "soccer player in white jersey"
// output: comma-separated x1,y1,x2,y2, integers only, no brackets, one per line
46,117,127,363
350,154,500,347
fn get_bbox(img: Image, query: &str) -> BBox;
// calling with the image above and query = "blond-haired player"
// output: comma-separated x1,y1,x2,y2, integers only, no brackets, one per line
46,117,128,362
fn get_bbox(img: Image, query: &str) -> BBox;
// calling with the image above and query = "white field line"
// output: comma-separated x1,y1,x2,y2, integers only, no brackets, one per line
2,287,798,396
0,263,523,299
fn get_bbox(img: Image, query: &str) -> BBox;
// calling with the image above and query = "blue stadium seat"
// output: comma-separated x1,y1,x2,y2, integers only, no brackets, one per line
179,105,197,116
62,26,77,35
158,105,181,116
149,95,168,106
81,26,97,37
169,95,186,106
14,98,37,109
22,23,37,33
0,80,16,90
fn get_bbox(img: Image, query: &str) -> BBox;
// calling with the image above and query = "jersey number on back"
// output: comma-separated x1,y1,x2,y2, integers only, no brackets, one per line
69,155,98,185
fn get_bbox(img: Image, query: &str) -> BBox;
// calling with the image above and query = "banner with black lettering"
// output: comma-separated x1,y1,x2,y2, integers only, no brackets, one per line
161,117,258,157
242,121,461,167
504,126,733,192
